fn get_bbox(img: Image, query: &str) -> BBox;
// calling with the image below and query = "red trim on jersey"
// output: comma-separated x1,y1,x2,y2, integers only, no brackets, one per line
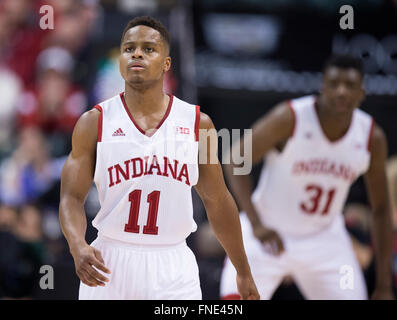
287,100,296,137
313,99,354,144
155,94,173,129
120,92,173,136
367,118,375,152
93,105,103,142
221,294,241,300
194,105,200,142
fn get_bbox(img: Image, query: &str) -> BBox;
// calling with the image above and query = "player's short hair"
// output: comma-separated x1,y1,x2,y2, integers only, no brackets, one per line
121,16,170,53
323,54,364,77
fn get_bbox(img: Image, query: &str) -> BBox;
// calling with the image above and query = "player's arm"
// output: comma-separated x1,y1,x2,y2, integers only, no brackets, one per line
364,124,394,300
223,102,294,254
194,112,259,300
59,109,110,287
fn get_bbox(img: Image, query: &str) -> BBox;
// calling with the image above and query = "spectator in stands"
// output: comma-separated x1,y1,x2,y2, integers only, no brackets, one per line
0,66,21,156
17,47,86,136
0,127,65,206
0,0,49,86
0,205,18,233
46,0,99,55
0,204,46,299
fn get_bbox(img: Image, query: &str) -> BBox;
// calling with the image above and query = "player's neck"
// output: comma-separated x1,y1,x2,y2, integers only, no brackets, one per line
315,96,354,141
124,80,168,115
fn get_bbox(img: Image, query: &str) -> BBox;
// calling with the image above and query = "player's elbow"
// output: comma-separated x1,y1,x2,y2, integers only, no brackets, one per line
203,190,235,216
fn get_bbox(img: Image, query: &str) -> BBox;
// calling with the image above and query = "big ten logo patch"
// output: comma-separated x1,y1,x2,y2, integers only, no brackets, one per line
176,126,190,135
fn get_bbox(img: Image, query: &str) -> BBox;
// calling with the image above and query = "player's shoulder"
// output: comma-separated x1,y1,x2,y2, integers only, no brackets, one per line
354,107,373,123
171,95,199,112
170,95,204,130
365,121,388,167
77,108,100,128
370,122,387,148
72,96,114,144
269,95,315,121
359,108,387,158
95,93,123,111
288,95,316,109
171,94,212,130
353,108,378,141
69,108,99,154
252,98,295,130
73,108,99,142
197,111,213,130
168,94,199,117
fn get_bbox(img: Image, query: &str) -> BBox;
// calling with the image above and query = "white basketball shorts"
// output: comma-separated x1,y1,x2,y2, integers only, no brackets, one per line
220,213,367,300
79,234,202,300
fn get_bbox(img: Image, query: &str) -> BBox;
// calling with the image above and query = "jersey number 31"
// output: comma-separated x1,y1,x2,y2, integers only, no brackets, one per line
300,184,336,215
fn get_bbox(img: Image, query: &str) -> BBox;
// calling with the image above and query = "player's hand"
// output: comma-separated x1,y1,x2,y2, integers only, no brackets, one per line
252,224,284,255
371,286,395,300
71,243,111,287
236,273,260,300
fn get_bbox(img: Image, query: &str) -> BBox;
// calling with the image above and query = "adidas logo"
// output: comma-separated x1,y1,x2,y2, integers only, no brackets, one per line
112,128,126,136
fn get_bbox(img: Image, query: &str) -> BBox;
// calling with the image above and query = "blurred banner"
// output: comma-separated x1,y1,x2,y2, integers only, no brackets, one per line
193,0,397,154
194,0,397,94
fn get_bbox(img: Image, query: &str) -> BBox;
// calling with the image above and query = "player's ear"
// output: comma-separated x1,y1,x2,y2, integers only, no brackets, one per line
163,56,171,73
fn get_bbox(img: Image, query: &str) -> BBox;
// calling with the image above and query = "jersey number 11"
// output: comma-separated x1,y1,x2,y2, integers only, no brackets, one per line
124,189,160,235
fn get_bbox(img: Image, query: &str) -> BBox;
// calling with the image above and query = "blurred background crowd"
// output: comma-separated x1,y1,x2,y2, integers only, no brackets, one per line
0,0,396,299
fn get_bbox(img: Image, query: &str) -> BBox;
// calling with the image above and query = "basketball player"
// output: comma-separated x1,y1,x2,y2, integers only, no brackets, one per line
59,16,259,300
220,55,394,300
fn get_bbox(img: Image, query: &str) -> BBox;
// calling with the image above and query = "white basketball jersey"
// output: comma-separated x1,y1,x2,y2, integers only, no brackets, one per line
252,95,374,236
91,93,200,245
